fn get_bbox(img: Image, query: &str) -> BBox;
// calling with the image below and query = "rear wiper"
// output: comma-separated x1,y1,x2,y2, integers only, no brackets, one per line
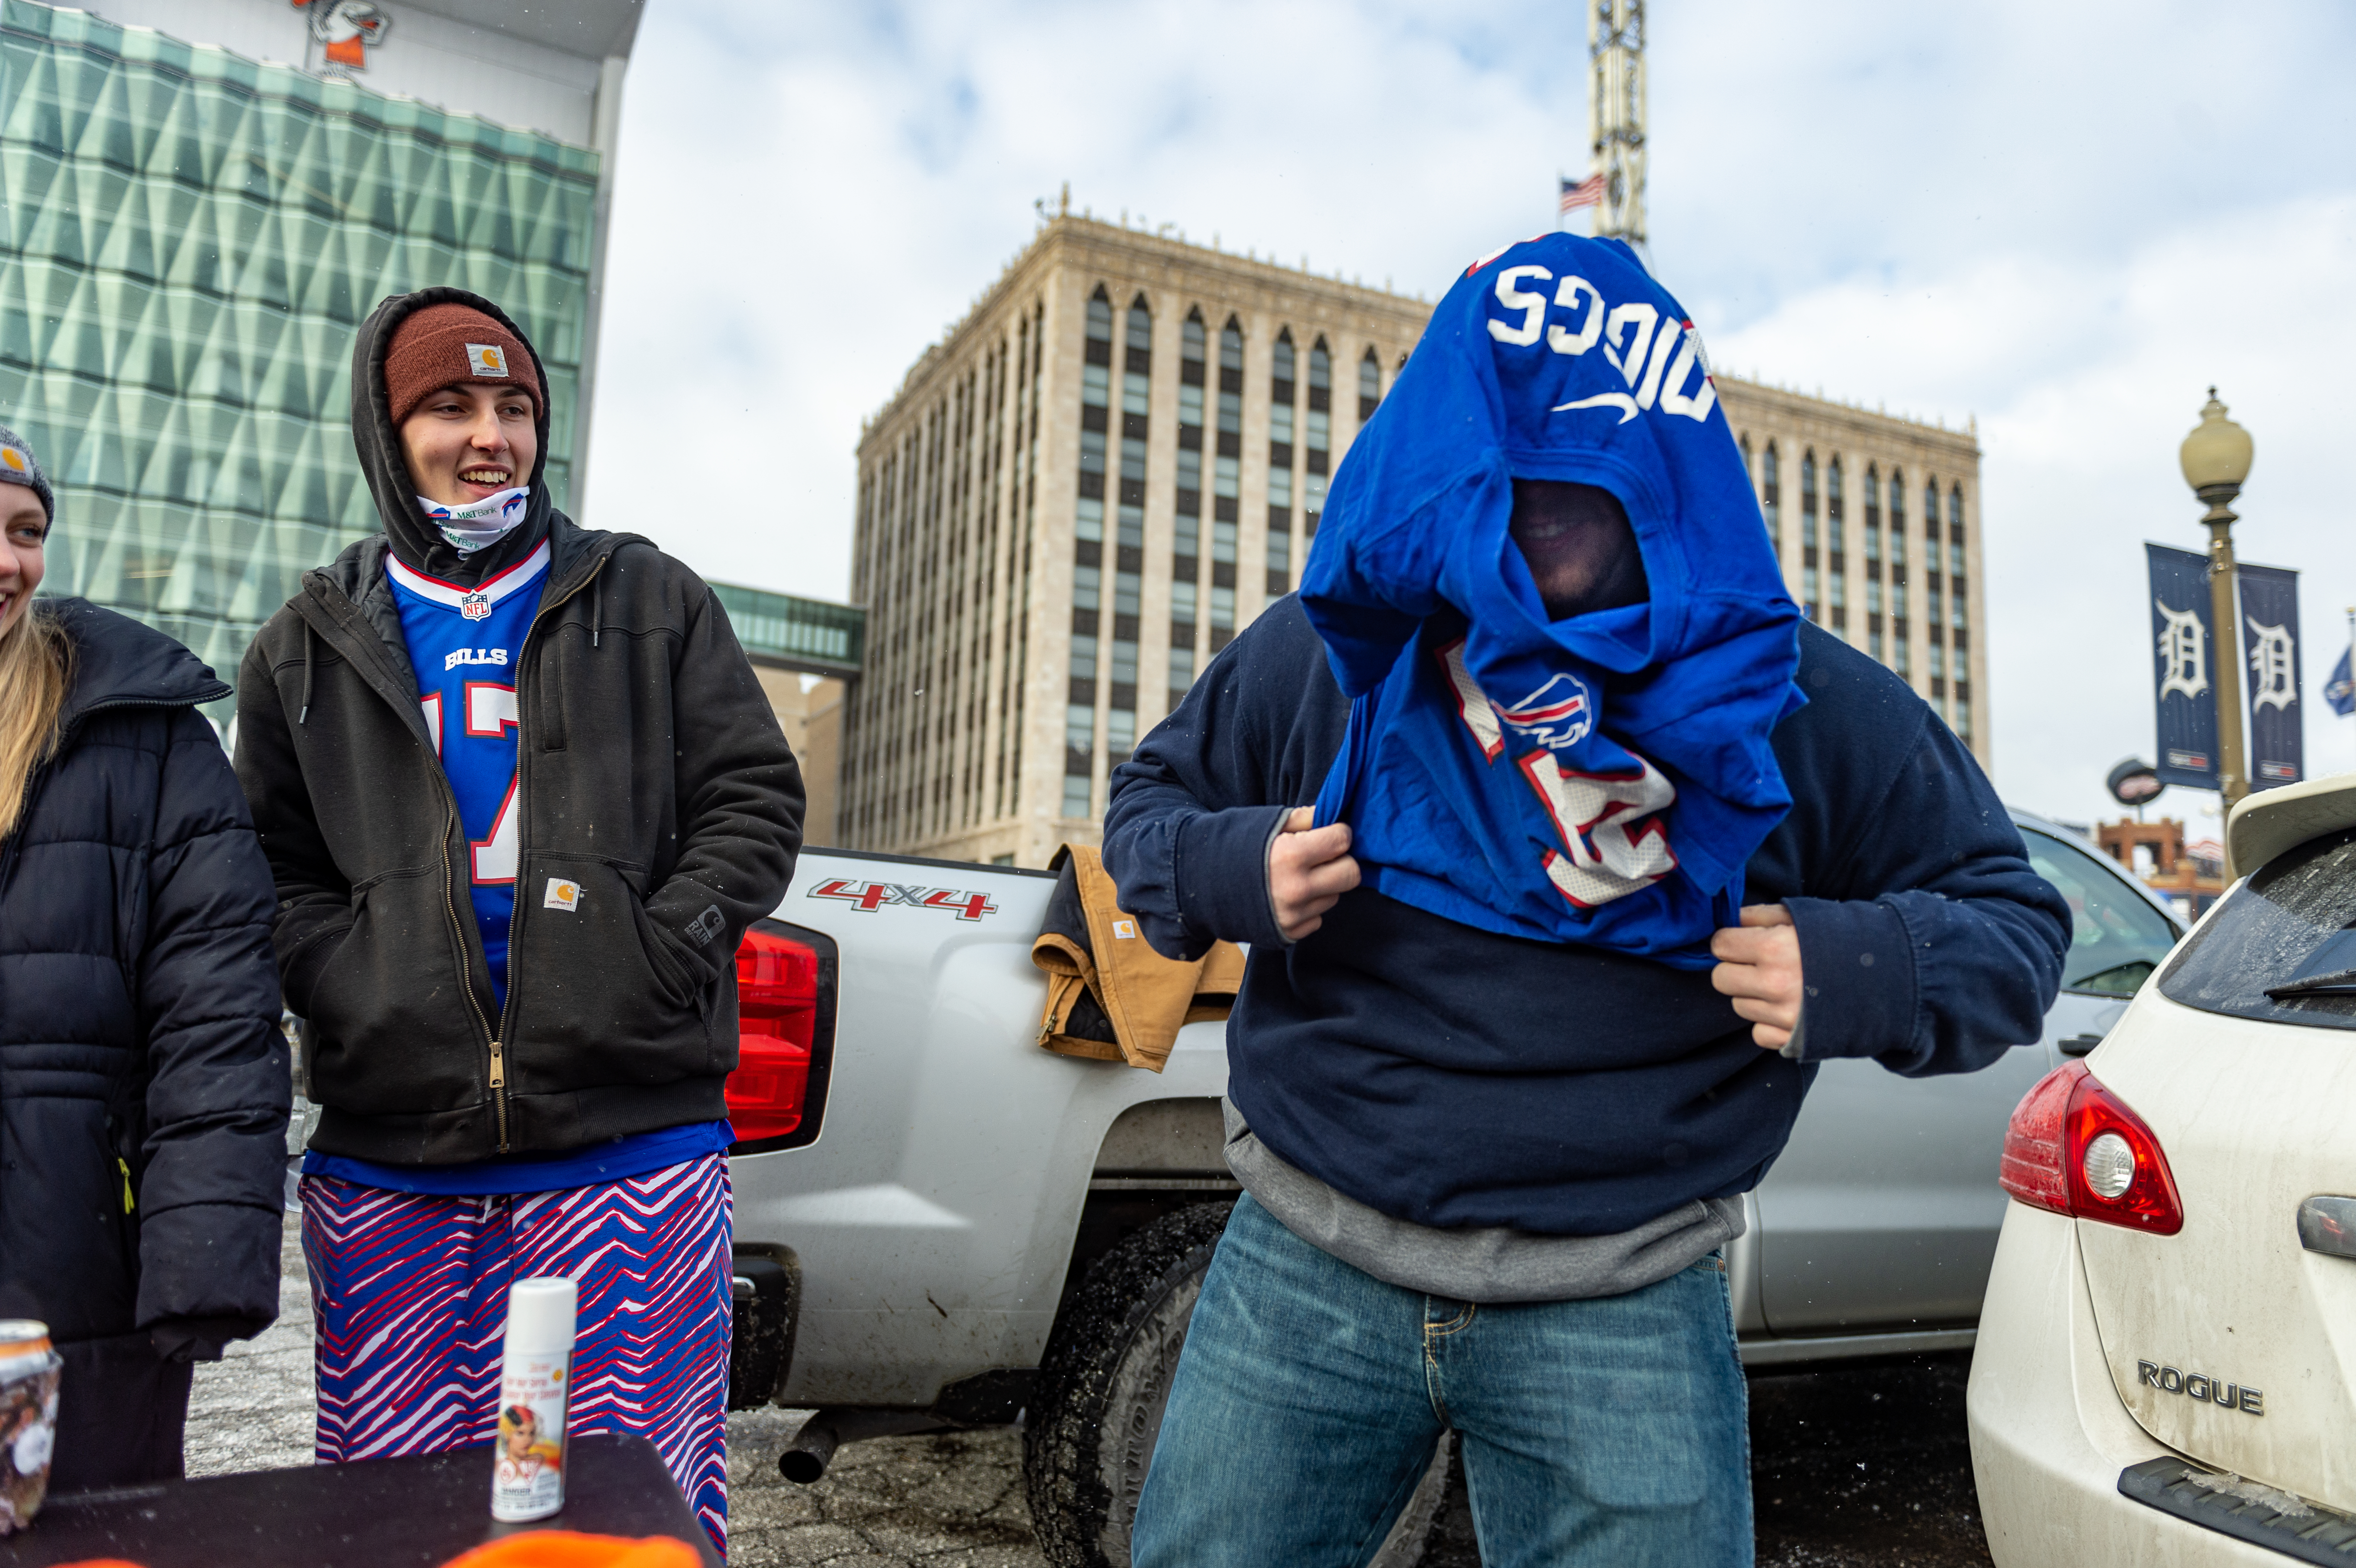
2266,966,2356,1000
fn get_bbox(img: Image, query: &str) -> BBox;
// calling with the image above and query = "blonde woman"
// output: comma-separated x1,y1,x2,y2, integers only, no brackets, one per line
0,425,288,1491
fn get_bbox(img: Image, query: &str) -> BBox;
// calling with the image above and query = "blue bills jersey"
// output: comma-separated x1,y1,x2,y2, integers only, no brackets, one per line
387,540,551,1013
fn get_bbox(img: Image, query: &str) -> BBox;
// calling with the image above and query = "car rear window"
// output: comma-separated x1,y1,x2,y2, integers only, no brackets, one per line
2157,825,2356,1031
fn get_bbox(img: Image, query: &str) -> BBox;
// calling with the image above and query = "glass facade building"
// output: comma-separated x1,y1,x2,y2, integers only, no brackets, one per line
0,0,600,719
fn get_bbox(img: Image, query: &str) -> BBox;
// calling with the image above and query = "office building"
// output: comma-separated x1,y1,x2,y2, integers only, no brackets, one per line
1716,380,1991,766
0,0,638,717
844,213,1993,864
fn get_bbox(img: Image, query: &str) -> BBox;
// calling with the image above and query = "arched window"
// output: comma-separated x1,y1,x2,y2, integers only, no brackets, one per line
1116,296,1151,545
1863,465,1882,566
1304,337,1333,531
1076,287,1112,544
1800,451,1819,549
1268,329,1298,590
1173,309,1206,567
1760,441,1780,550
1948,486,1966,576
1211,317,1243,606
1069,287,1116,809
1887,469,1906,569
1826,457,1844,557
1358,349,1382,420
1924,479,1940,546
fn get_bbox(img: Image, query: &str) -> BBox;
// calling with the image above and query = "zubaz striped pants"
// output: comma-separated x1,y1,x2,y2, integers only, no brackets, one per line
300,1153,733,1552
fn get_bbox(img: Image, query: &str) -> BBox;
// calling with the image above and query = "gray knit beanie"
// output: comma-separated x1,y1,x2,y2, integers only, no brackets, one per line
0,425,54,525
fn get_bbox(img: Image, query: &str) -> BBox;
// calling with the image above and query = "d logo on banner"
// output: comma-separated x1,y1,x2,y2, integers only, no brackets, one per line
2237,562,2303,789
2146,544,2219,789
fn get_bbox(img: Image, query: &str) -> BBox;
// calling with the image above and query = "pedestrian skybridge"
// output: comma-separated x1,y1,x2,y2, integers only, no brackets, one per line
709,582,865,681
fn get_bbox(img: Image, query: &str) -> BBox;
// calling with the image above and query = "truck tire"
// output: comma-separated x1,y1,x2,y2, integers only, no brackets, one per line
1024,1201,1446,1568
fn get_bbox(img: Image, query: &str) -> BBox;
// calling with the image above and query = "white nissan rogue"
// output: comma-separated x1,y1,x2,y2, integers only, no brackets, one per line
1969,771,2356,1563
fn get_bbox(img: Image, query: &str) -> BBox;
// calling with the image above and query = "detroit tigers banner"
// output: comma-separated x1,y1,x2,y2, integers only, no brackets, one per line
2147,543,2220,790
2237,562,2303,789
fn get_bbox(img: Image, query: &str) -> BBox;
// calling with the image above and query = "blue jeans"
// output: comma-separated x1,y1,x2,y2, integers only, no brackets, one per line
1130,1192,1751,1568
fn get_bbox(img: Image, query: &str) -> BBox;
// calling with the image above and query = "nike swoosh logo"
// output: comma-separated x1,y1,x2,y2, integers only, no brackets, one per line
1550,392,1641,423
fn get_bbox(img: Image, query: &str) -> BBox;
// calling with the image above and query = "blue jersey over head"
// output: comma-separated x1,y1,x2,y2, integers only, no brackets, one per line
1299,233,1806,969
388,538,550,1011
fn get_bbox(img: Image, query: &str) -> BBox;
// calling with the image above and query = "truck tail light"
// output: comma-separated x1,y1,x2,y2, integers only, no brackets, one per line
725,921,836,1150
1999,1061,2184,1235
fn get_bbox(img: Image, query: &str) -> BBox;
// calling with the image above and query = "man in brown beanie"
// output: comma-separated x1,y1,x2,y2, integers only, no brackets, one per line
234,287,803,1553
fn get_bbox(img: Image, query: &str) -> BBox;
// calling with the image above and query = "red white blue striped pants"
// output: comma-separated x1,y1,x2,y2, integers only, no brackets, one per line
300,1154,732,1552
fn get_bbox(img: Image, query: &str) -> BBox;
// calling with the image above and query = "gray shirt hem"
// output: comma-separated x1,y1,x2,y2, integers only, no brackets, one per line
1222,1100,1746,1305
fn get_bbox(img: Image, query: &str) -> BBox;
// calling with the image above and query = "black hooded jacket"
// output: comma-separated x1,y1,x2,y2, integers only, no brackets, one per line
234,287,805,1164
0,603,288,1349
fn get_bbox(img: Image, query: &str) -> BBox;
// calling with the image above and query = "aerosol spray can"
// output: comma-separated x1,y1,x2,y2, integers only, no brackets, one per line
0,1322,61,1535
491,1276,577,1523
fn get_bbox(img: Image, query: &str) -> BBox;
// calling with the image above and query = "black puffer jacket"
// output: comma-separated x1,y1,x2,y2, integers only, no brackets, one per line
235,287,803,1165
0,602,288,1349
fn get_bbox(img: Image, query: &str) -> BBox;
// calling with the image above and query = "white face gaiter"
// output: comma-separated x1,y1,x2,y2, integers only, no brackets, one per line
419,487,531,555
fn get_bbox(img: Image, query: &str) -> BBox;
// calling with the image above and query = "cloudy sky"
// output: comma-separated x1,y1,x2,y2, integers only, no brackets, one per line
580,0,2356,833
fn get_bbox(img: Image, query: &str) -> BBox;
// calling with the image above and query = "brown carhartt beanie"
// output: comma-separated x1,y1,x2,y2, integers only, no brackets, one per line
383,303,543,426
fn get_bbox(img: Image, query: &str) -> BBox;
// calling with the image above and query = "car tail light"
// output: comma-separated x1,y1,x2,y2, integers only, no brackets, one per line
1999,1061,2184,1235
725,923,831,1146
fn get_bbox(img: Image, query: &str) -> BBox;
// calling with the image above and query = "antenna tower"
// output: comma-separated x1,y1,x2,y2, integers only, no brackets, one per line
1588,0,1647,251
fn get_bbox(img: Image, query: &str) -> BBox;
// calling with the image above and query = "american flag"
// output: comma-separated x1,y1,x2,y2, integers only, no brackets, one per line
1560,173,1605,214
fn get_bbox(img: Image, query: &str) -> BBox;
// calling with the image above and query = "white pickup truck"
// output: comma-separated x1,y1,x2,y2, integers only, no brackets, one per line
713,817,2179,1568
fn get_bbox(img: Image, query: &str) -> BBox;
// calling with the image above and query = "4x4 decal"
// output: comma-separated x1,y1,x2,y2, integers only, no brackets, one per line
807,878,998,921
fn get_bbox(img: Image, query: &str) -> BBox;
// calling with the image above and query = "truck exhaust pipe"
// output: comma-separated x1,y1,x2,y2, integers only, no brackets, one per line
778,1418,839,1483
777,1407,948,1484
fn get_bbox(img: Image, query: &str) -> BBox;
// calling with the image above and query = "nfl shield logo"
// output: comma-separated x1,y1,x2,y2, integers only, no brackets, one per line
460,592,492,622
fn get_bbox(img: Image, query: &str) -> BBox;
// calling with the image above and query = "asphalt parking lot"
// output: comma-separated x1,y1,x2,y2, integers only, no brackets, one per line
185,1219,1995,1567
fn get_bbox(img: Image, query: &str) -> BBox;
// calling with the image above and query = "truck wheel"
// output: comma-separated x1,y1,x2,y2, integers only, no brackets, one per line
1023,1200,1447,1568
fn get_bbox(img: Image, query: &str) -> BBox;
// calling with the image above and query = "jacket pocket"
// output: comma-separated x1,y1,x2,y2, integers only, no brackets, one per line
625,879,699,1011
297,888,368,1027
510,857,714,1092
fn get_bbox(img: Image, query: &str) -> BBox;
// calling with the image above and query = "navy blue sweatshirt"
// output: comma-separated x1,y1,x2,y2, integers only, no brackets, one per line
1103,599,2070,1237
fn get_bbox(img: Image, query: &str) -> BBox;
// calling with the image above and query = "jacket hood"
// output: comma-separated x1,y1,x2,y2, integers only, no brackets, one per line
1299,232,1807,954
351,286,557,588
47,599,230,729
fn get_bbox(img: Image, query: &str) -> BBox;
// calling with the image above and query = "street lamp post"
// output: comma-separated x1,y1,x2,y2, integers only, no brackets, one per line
2178,388,2255,865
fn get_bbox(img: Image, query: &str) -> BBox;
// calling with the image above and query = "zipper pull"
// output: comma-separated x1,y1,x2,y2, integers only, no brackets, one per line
488,1041,506,1089
118,1157,134,1215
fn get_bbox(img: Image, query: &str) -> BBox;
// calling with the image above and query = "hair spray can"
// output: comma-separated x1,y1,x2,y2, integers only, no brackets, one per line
491,1276,577,1523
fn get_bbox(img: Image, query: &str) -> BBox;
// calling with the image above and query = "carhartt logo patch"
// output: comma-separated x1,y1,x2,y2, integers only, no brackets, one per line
466,343,508,377
1112,918,1138,940
543,878,582,912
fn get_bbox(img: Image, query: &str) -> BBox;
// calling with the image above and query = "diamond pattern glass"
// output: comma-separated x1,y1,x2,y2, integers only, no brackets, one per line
0,0,599,719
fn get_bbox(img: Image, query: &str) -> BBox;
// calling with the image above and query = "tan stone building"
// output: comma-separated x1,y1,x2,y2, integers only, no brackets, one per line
840,214,1429,865
752,671,844,845
1714,381,1990,767
840,216,1990,863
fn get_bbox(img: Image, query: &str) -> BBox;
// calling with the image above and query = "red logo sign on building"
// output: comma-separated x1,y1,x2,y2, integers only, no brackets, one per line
297,1,391,71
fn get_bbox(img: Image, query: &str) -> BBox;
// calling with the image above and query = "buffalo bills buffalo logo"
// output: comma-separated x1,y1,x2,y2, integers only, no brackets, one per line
1493,672,1595,751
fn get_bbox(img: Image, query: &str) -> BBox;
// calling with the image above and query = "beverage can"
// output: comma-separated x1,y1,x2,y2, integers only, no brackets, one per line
490,1278,576,1523
0,1322,62,1536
